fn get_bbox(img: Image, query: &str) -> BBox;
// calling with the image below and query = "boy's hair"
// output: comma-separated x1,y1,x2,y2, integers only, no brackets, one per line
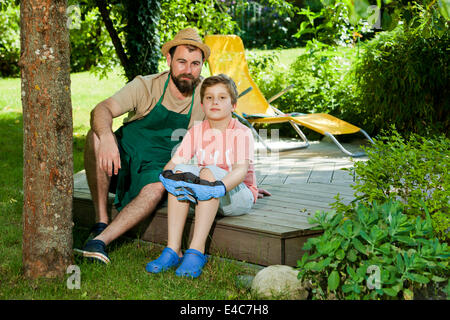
200,74,238,105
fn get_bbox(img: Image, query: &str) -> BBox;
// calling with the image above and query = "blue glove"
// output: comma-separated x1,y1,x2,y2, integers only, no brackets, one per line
175,186,198,204
159,170,185,197
183,180,226,201
159,170,226,202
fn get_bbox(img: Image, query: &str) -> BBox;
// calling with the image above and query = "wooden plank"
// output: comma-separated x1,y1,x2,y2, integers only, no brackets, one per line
252,203,324,217
252,200,316,215
207,225,283,266
263,182,354,197
248,208,313,222
308,162,335,184
255,173,266,185
254,193,339,210
259,173,288,185
215,215,299,236
256,192,350,206
284,234,322,266
245,210,317,231
283,165,314,185
252,204,327,218
259,186,353,203
332,165,354,184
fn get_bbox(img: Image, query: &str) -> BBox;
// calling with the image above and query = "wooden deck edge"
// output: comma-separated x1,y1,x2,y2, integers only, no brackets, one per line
73,195,321,266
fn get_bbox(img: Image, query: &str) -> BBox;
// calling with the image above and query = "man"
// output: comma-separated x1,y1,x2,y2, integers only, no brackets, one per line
76,28,210,264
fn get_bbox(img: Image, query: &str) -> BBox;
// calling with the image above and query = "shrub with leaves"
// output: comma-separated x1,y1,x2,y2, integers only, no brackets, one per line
297,200,450,300
334,129,450,241
279,44,357,116
0,2,20,77
350,25,449,136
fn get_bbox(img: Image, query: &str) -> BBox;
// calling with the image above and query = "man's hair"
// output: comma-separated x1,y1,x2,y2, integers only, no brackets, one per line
169,45,205,61
200,74,238,105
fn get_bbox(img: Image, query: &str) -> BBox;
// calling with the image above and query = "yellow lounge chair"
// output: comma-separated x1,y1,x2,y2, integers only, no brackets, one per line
204,34,374,157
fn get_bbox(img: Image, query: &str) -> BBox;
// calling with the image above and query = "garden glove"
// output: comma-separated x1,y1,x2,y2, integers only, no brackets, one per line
159,170,226,202
175,186,198,204
159,170,186,197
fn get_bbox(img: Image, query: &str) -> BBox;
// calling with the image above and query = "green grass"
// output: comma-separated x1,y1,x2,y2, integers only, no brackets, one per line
1,50,304,299
246,47,307,70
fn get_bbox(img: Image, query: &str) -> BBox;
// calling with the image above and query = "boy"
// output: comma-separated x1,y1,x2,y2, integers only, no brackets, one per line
146,74,257,278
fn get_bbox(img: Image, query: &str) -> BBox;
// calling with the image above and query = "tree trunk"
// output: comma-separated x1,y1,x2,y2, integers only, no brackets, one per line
122,0,161,81
20,0,74,279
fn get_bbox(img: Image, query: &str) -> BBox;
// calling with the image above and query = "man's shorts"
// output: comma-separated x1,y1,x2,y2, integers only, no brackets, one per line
109,172,118,194
173,164,254,216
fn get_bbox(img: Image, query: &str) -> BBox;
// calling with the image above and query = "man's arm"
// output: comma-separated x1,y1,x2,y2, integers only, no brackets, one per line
90,97,127,176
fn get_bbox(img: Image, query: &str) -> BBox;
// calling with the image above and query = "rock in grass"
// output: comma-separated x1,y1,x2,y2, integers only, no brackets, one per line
251,265,309,300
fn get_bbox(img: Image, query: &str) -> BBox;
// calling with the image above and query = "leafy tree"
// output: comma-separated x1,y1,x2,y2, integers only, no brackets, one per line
0,1,20,77
93,0,161,81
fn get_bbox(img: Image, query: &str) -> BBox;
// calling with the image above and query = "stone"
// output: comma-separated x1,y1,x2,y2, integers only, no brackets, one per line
251,265,310,300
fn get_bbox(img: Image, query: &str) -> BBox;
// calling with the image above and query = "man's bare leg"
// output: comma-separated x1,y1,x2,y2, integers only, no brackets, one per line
94,182,165,246
84,129,110,224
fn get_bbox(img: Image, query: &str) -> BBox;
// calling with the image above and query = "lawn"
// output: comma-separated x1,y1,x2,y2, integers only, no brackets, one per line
0,48,304,300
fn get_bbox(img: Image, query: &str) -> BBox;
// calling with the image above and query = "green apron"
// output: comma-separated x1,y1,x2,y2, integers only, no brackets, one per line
113,75,194,211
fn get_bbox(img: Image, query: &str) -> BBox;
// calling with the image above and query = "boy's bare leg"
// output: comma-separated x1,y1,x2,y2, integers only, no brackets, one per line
84,129,110,224
189,168,220,254
166,193,190,257
94,182,165,246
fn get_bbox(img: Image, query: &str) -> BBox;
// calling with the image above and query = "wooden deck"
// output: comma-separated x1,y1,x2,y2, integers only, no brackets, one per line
73,137,368,266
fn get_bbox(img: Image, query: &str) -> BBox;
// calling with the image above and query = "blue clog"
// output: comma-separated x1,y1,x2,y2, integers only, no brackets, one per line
175,248,208,278
145,247,182,273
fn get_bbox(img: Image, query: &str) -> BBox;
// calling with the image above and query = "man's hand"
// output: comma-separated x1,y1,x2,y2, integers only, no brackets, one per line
257,187,271,199
90,98,125,177
97,133,121,176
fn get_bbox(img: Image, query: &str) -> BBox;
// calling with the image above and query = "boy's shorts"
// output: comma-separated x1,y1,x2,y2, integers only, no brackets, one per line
173,164,254,216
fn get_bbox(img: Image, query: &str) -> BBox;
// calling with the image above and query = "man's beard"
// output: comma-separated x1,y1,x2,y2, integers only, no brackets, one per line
170,67,200,97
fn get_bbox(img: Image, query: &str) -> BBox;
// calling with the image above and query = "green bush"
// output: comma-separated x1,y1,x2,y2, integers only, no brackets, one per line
249,44,360,138
159,0,236,48
334,129,450,242
226,0,303,49
256,43,360,138
0,3,20,77
250,44,354,115
350,26,449,137
297,200,450,300
281,44,357,115
69,5,120,78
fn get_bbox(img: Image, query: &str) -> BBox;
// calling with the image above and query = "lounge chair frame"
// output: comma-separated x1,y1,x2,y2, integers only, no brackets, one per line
205,34,374,157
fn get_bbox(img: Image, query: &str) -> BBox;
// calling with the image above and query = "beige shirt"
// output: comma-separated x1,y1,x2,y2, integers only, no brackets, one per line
111,71,205,129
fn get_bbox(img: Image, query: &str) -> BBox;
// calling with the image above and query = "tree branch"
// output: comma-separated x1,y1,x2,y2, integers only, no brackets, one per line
95,0,129,72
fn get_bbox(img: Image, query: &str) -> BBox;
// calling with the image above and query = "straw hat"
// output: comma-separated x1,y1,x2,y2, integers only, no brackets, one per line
161,28,210,60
